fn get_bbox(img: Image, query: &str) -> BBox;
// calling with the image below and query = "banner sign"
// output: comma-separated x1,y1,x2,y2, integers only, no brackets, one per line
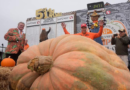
26,26,40,46
102,19,128,52
41,18,56,24
101,2,130,51
76,2,130,52
57,15,74,22
36,8,62,19
26,14,75,46
26,20,40,26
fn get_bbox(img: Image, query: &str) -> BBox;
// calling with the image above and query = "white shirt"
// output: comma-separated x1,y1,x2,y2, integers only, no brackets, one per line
18,29,23,38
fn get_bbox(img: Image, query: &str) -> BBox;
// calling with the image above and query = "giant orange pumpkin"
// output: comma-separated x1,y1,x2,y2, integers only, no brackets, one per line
1,56,15,67
9,35,130,90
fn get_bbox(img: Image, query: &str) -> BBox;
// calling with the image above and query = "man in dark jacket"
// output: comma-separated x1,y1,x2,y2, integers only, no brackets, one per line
111,29,129,67
40,27,51,42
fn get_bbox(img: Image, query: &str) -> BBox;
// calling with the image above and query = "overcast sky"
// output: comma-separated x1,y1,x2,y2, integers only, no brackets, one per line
0,0,127,47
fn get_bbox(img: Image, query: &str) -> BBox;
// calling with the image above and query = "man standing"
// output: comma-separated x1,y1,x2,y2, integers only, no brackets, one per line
4,22,26,64
111,29,129,67
40,27,51,42
61,20,104,40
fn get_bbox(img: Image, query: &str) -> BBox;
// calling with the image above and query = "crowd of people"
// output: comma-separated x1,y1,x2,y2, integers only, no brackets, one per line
61,21,130,68
2,11,130,70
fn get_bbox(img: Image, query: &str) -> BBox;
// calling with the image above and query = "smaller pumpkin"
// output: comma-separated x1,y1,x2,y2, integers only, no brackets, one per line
1,56,15,67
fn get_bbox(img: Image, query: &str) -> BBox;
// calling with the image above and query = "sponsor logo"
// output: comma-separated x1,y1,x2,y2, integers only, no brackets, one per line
106,10,111,15
37,21,40,24
27,21,40,25
58,17,69,21
69,16,73,19
43,18,54,23
27,22,36,25
57,16,73,21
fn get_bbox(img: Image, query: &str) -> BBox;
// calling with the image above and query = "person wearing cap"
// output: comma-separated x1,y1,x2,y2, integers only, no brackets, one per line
40,27,51,42
90,11,103,45
111,29,129,67
61,20,104,40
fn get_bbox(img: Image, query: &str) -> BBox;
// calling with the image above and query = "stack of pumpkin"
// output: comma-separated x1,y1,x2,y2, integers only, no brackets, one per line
0,56,15,90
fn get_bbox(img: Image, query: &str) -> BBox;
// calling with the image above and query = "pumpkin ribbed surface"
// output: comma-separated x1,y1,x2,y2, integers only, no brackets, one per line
9,35,130,90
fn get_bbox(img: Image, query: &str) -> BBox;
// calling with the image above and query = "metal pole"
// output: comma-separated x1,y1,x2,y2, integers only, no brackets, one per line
1,44,3,59
2,44,3,53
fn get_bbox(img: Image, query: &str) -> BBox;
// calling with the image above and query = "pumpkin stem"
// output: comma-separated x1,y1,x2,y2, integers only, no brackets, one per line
8,56,11,58
27,56,53,75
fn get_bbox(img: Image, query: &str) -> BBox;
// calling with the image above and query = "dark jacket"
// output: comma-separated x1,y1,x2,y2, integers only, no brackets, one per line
111,34,129,55
40,28,51,42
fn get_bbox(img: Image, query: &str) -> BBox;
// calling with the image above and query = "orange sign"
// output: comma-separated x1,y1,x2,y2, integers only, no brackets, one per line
102,28,112,34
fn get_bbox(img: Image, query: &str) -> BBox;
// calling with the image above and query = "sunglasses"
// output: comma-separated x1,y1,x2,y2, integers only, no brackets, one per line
119,31,124,33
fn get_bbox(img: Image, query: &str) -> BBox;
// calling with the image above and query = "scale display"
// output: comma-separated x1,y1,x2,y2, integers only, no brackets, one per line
87,2,104,11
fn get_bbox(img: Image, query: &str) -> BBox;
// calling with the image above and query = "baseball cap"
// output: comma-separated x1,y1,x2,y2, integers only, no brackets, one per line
81,23,87,28
118,29,125,32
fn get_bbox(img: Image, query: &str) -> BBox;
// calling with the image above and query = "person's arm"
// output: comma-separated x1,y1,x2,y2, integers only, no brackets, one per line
92,20,104,39
111,36,116,45
63,28,70,34
47,27,51,34
120,36,129,45
93,26,103,39
61,22,70,34
4,29,19,42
